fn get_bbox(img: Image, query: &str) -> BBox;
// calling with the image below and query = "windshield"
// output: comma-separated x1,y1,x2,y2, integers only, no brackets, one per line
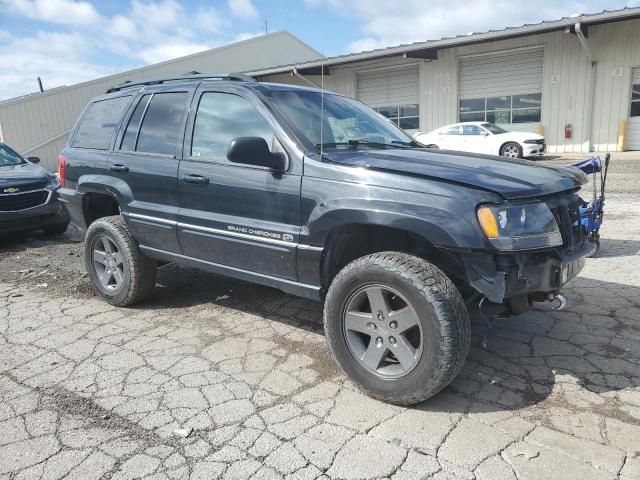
0,144,26,166
482,122,508,135
261,90,416,149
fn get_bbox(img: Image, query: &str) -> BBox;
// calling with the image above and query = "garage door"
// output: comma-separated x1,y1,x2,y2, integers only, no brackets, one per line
626,68,640,150
357,65,420,130
458,48,544,132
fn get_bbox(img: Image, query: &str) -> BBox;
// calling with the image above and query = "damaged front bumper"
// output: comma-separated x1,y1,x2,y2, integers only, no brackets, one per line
462,240,595,304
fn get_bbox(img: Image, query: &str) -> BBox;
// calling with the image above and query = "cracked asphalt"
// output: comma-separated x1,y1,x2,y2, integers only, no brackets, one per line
1,158,639,479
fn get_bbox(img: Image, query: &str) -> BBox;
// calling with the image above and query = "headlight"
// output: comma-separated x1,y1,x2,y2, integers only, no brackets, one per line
46,175,61,190
477,203,563,251
523,139,541,144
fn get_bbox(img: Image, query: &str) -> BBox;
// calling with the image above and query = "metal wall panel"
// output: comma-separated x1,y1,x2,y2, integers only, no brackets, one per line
459,48,544,98
357,66,419,107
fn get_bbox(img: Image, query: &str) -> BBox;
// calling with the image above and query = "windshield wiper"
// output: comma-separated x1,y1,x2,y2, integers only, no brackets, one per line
315,139,413,149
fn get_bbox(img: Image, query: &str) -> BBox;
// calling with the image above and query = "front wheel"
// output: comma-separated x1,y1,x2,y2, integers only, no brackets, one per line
500,142,523,158
84,215,157,307
323,252,470,405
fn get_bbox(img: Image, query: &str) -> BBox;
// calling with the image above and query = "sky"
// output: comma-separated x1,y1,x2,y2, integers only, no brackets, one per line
1,0,639,100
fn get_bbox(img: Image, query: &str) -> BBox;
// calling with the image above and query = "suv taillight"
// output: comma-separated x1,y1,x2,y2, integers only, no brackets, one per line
57,154,67,187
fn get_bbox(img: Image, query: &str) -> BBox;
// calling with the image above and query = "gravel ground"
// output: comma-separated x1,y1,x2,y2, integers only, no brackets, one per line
0,156,639,480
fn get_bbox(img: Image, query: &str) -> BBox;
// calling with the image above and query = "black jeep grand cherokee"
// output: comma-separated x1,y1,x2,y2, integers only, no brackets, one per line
59,74,593,404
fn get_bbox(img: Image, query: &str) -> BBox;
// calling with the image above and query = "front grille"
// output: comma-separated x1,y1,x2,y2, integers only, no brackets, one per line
0,180,48,193
551,195,586,251
0,190,49,211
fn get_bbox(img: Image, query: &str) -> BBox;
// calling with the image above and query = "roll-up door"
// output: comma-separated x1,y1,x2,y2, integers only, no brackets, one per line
357,65,420,130
458,48,544,131
626,67,640,150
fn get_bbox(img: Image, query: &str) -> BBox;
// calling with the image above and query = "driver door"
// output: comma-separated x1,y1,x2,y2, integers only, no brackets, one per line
177,86,301,280
462,125,491,154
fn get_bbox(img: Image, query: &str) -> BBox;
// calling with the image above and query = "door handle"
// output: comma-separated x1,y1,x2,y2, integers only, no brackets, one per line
182,174,210,185
109,163,129,173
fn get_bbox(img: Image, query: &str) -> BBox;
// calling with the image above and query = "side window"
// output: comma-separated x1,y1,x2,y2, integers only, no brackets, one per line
72,96,132,150
191,92,274,162
135,92,188,156
120,94,151,152
443,126,462,135
463,125,484,135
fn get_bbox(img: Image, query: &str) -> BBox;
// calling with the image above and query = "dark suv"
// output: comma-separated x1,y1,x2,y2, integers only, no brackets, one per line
59,74,593,404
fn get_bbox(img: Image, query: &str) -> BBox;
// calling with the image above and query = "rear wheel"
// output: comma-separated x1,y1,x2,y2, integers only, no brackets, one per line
500,142,523,158
324,252,470,404
84,215,157,306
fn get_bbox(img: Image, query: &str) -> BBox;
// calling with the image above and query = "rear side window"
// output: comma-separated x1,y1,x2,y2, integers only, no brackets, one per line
72,96,131,150
135,92,188,156
120,94,151,152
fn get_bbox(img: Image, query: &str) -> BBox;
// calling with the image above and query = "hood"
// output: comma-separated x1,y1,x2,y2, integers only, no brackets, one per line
0,161,53,188
498,131,544,141
323,148,586,199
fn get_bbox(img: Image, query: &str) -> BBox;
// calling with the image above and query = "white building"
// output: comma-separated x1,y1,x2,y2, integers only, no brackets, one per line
251,8,640,154
0,32,321,170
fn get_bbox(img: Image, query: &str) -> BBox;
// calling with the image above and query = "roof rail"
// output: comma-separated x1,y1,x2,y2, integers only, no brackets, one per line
106,72,256,93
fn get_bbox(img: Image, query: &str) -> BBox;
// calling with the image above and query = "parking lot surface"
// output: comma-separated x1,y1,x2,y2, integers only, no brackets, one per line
1,158,639,480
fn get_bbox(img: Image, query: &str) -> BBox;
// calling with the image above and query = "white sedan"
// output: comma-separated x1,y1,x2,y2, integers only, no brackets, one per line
413,122,545,158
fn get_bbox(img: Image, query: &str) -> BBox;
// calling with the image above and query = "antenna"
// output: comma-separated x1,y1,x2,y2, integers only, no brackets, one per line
264,20,268,35
320,0,325,158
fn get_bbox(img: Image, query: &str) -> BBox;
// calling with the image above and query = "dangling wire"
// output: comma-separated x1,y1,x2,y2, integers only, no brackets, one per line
320,0,325,159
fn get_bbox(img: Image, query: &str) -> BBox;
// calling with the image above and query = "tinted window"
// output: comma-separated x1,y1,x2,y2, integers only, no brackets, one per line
192,92,274,161
459,98,485,112
0,144,25,166
136,92,188,155
443,126,462,135
463,125,484,135
72,96,132,150
511,109,542,123
486,96,510,110
512,93,542,109
120,94,151,151
459,112,485,122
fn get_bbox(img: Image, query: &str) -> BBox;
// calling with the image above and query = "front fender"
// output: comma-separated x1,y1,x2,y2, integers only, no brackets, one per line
302,184,497,251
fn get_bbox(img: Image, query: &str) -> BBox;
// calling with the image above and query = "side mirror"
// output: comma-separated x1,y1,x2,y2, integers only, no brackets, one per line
27,156,41,164
227,137,287,172
482,132,490,137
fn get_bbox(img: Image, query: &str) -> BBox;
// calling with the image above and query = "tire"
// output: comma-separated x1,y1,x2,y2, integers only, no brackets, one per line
43,222,69,235
84,215,157,307
500,142,523,158
323,252,470,405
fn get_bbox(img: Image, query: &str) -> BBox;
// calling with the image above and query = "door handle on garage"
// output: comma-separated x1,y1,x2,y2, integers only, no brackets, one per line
182,174,210,185
109,163,129,173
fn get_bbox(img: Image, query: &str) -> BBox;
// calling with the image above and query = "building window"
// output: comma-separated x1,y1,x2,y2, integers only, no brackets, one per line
459,93,541,124
375,104,420,130
631,82,640,117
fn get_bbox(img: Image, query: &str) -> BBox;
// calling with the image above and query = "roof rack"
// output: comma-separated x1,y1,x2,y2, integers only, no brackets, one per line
106,72,256,93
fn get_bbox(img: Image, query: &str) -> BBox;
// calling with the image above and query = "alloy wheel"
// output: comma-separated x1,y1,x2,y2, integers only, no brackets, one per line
91,235,125,291
502,144,520,158
342,284,423,378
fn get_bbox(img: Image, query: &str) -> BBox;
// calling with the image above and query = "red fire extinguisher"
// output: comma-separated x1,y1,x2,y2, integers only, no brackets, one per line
564,123,573,139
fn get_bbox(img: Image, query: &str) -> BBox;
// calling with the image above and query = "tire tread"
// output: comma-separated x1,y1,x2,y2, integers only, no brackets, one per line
324,251,470,405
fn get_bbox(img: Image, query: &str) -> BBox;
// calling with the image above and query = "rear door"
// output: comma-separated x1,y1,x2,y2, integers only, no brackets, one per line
437,125,463,150
177,86,301,280
109,86,194,253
